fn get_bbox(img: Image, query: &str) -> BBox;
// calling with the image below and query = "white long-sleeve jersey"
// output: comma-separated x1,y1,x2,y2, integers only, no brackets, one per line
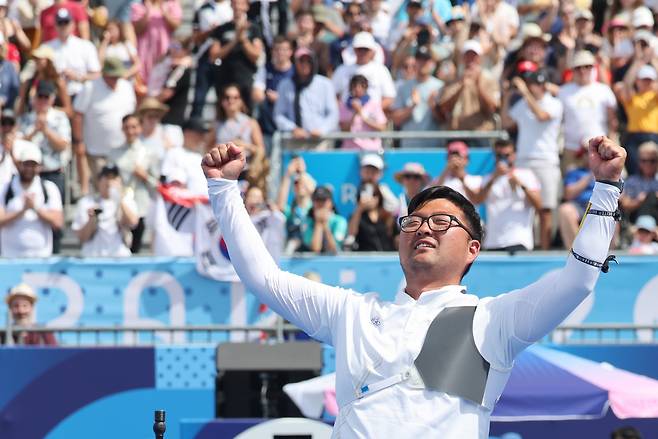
209,178,620,439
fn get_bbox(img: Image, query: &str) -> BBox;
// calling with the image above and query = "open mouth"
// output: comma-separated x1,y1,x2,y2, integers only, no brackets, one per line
414,240,436,250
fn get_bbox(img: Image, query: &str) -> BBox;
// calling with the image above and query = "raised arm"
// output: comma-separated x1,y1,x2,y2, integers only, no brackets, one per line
202,143,354,344
474,137,626,368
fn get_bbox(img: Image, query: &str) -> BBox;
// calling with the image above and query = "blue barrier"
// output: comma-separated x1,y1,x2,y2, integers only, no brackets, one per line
1,255,657,342
281,149,495,217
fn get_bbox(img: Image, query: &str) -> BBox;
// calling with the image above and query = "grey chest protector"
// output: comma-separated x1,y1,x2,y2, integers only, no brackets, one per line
352,306,508,410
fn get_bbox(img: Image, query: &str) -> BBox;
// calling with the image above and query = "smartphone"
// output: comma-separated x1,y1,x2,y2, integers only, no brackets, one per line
360,184,374,199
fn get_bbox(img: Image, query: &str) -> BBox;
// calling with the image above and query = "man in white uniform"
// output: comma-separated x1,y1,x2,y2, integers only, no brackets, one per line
202,136,626,438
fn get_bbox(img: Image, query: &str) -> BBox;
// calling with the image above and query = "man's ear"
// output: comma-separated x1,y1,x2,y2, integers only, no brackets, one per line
467,239,480,264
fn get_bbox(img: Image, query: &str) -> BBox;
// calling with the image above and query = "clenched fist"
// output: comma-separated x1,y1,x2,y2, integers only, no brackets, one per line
202,143,246,180
588,136,626,182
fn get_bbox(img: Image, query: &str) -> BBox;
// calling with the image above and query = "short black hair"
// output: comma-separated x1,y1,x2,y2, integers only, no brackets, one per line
494,138,514,150
122,113,139,124
407,186,482,241
349,74,368,89
406,186,483,278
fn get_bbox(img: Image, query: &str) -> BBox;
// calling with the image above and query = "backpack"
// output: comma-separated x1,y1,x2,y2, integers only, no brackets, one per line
4,176,49,206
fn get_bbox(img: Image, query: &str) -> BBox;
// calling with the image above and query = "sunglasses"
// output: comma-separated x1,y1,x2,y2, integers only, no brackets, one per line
1,120,15,126
37,94,51,99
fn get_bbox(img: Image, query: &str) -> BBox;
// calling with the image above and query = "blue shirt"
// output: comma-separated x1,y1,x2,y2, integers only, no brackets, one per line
274,74,339,134
258,64,294,135
564,168,595,208
0,60,19,109
625,175,658,199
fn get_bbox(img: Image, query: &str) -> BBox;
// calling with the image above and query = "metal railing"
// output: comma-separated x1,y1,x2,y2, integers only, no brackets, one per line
547,324,658,344
3,322,657,346
2,322,302,346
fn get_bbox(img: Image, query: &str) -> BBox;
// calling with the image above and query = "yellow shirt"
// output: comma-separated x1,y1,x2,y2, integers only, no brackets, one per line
624,90,658,133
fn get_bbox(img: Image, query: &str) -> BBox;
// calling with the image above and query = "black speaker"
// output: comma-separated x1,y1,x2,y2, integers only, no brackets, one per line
215,342,323,418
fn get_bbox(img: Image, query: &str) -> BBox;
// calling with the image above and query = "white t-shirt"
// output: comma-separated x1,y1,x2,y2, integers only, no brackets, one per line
440,174,483,204
0,176,62,257
558,82,616,151
332,61,396,102
45,36,101,96
71,194,137,257
141,124,184,161
105,42,137,67
481,168,540,250
73,78,136,156
161,147,208,196
509,93,563,165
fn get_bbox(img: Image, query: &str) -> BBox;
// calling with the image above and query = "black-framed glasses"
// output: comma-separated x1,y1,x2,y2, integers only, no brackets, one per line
398,213,474,239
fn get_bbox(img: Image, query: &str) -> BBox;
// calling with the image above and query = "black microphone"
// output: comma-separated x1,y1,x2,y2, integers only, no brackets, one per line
153,410,166,439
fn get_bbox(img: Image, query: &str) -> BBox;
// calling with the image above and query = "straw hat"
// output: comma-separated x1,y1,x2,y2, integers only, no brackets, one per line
32,45,55,62
5,283,37,304
137,97,169,116
394,162,430,183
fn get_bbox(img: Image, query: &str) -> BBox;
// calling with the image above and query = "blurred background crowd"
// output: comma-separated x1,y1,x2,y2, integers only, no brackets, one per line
0,0,657,258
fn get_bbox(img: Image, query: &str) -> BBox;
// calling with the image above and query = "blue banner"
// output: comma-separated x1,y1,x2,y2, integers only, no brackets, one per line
1,256,657,343
281,149,495,217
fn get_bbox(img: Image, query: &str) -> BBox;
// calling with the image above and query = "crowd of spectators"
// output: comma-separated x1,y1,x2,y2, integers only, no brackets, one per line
0,0,655,258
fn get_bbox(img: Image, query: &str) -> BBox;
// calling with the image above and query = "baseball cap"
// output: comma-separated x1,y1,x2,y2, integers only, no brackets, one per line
394,162,429,183
633,6,654,28
182,117,209,133
55,8,72,24
633,29,655,44
635,215,657,232
5,283,37,305
102,57,126,77
311,186,333,201
447,140,469,157
294,46,314,59
461,39,482,55
15,139,42,164
352,32,377,50
445,6,465,24
360,153,384,170
637,65,658,80
575,9,594,21
570,50,596,68
407,0,423,7
1,108,16,125
517,60,538,74
99,164,120,178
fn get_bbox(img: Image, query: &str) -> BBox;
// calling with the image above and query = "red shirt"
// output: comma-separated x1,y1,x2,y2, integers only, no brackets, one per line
39,1,88,43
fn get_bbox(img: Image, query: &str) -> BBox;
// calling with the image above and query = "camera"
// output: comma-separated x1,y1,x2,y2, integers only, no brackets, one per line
93,208,103,216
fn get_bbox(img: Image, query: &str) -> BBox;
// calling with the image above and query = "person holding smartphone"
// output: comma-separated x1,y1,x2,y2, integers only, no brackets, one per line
72,165,139,257
471,139,542,252
345,182,397,251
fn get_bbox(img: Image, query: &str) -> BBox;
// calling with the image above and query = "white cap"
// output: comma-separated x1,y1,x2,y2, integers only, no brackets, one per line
634,29,655,45
360,153,384,170
575,9,594,21
14,139,42,164
0,0,7,7
570,50,596,68
461,39,482,55
637,65,658,80
636,215,657,231
352,32,377,50
633,6,654,28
